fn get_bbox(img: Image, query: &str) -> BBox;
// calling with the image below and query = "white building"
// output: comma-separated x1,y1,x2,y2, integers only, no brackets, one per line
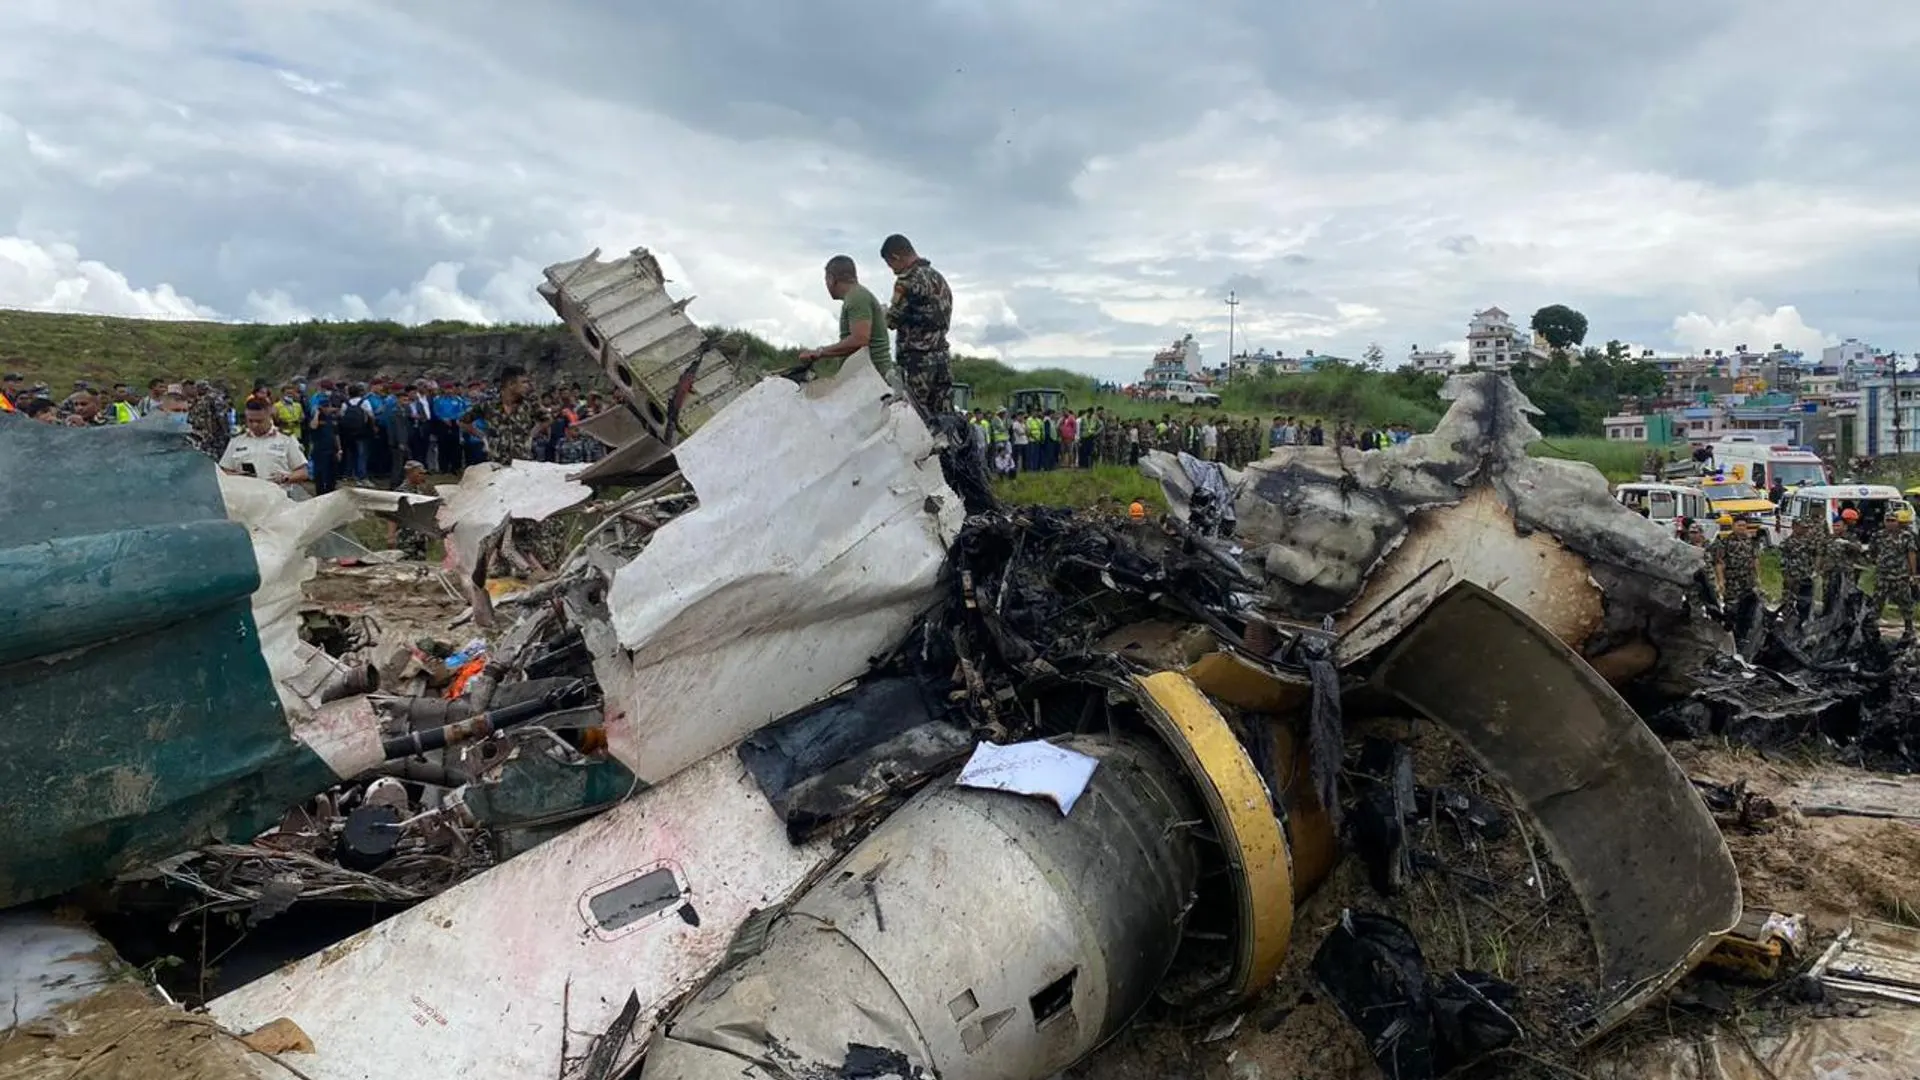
1464,307,1552,371
1824,338,1874,370
1408,346,1456,374
1603,415,1652,441
1852,375,1920,457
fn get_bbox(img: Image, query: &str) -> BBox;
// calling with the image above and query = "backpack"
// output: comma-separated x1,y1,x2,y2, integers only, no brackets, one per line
339,399,371,439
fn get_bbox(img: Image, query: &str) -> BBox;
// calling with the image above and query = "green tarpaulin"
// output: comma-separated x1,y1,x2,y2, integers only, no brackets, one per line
0,417,335,907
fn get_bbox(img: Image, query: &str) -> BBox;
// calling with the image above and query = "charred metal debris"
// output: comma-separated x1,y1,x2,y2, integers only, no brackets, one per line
16,250,1916,1080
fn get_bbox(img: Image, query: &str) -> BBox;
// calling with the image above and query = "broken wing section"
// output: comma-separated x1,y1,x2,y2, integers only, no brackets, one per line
1366,583,1742,1041
594,350,965,783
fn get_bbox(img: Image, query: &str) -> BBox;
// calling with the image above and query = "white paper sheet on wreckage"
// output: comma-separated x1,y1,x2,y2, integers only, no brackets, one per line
210,349,965,1080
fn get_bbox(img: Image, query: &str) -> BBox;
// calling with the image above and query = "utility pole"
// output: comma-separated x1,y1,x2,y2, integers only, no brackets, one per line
1225,290,1240,365
1892,350,1904,458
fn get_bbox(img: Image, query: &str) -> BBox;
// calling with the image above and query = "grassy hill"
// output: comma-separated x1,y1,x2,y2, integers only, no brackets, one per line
4,308,1680,481
0,309,550,391
1,309,253,390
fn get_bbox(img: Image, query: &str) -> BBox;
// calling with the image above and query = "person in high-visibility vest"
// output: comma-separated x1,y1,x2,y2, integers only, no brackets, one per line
110,384,140,424
0,372,22,413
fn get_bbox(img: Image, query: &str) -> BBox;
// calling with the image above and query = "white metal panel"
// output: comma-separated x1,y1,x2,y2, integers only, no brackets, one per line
596,350,964,783
218,476,409,775
539,248,757,441
210,750,835,1080
433,460,593,574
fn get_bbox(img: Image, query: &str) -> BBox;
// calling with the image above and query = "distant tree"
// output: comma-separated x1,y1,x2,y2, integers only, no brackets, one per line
1530,305,1589,350
1604,339,1628,362
1615,361,1666,400
1363,342,1385,366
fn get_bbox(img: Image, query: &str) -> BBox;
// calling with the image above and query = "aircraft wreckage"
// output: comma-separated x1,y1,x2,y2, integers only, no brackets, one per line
10,247,1910,1080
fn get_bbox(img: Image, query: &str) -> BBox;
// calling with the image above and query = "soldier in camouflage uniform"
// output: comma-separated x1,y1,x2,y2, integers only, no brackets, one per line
390,460,435,560
880,234,953,421
488,366,569,576
1869,508,1919,642
1709,514,1762,637
1777,515,1825,620
187,383,230,460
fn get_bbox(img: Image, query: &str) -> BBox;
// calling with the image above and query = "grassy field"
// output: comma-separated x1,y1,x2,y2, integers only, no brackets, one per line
992,465,1167,512
1527,436,1675,483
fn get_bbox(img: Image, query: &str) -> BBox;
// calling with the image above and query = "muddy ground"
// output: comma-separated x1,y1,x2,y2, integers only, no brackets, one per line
1069,735,1920,1080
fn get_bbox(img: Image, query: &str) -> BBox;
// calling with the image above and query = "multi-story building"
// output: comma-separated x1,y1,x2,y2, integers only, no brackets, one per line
1851,374,1920,457
1408,346,1456,374
1824,338,1876,371
1141,333,1202,390
1602,406,1731,443
1464,308,1552,370
1227,348,1303,379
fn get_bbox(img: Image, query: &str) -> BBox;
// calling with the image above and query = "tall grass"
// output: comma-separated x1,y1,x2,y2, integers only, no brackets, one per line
993,465,1168,511
1528,436,1681,482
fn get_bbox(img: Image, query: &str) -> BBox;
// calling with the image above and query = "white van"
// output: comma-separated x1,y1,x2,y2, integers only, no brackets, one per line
1772,484,1908,545
1710,438,1828,490
1615,482,1717,541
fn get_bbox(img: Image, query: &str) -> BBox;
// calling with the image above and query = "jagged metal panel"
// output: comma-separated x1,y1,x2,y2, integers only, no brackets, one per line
538,248,757,442
1369,582,1742,1043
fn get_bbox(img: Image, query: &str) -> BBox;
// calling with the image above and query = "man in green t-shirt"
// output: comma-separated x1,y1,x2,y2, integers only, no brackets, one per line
797,255,892,374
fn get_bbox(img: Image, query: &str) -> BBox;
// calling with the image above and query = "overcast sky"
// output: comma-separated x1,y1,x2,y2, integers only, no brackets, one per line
3,1,1918,384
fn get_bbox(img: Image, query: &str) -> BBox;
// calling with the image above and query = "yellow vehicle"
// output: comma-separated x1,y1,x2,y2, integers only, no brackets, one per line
1686,477,1778,543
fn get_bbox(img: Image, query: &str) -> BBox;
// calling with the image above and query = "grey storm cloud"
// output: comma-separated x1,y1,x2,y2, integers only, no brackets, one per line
1,0,1919,385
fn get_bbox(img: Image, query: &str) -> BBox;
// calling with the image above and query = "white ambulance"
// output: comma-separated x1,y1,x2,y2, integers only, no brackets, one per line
1709,437,1828,491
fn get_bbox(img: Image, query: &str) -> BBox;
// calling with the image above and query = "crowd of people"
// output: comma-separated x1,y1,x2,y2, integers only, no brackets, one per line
954,406,1418,478
1701,503,1919,646
0,368,612,494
